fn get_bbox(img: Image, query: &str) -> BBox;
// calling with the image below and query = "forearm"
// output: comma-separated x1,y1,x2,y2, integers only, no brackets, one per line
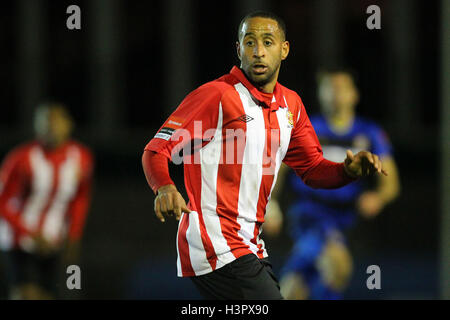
142,150,175,194
375,158,400,205
300,158,357,189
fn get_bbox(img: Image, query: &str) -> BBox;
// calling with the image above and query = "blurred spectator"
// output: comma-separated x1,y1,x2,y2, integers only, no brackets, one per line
0,103,94,299
265,67,401,299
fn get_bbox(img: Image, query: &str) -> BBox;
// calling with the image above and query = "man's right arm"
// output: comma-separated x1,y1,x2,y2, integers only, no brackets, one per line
142,150,190,222
0,146,64,254
142,150,174,194
142,83,222,222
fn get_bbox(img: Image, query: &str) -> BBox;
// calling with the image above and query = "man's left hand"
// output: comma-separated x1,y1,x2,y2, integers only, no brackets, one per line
344,150,388,178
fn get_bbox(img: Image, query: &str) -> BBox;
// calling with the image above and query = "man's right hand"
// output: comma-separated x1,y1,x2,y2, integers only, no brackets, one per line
31,233,58,256
155,184,191,222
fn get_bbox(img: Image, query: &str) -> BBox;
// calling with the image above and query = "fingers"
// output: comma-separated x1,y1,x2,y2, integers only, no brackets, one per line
154,190,190,222
370,154,389,176
160,194,168,215
164,193,174,216
359,152,389,177
156,194,172,222
173,196,183,221
361,157,371,177
373,156,388,176
344,150,356,174
181,203,192,214
372,154,380,172
346,150,354,164
346,150,389,178
367,152,375,165
154,197,165,222
174,197,191,221
173,207,182,221
368,153,379,176
365,153,386,176
367,153,376,176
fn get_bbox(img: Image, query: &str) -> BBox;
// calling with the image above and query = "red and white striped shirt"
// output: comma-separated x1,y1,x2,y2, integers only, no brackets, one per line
0,140,93,253
144,66,353,277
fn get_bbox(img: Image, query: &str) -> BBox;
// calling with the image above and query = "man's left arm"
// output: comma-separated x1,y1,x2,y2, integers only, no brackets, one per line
283,100,386,188
357,126,401,218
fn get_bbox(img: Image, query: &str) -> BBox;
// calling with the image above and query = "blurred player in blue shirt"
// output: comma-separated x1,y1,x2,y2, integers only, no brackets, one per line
264,68,400,299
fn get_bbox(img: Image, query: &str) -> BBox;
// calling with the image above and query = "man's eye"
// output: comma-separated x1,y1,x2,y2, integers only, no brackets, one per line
246,41,254,46
264,41,272,46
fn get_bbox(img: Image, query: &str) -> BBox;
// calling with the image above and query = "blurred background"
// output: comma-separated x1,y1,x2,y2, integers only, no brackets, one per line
0,0,448,299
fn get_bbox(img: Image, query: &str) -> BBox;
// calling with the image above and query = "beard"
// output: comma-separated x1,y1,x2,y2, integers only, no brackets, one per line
244,62,280,89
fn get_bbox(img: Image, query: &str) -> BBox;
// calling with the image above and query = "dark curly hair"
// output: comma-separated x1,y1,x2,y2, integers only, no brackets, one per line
237,11,287,41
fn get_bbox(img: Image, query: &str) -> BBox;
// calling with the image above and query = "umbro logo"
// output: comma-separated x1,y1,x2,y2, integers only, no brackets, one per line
237,114,254,123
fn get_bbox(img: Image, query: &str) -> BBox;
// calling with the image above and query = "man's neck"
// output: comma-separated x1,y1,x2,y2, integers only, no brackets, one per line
38,139,67,151
257,81,276,94
241,67,278,94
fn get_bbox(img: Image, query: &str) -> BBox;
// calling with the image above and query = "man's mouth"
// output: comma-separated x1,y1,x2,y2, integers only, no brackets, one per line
252,63,268,74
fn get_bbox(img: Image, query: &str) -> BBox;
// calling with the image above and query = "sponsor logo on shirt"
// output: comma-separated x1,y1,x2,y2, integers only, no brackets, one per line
155,116,185,140
154,127,176,141
165,116,185,129
168,120,182,126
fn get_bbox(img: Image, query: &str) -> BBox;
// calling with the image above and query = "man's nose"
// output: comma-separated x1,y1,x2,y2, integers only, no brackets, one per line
253,42,265,58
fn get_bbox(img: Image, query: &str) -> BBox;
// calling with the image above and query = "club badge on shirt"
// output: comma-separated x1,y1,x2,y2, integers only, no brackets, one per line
287,110,294,128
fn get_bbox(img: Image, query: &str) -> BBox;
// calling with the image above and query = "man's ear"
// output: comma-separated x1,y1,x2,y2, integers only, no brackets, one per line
236,41,242,61
281,41,290,61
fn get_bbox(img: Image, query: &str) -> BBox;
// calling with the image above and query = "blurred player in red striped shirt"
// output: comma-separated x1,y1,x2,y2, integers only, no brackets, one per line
142,11,386,299
0,103,94,299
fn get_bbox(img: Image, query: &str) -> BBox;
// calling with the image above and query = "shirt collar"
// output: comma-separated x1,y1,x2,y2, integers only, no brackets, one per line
230,66,287,110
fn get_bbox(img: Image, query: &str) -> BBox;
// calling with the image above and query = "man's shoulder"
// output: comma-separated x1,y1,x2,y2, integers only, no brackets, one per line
276,83,306,125
196,73,239,96
184,74,241,108
0,141,37,169
66,140,95,171
276,83,304,116
277,82,302,101
64,140,94,175
68,140,94,158
7,141,38,158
